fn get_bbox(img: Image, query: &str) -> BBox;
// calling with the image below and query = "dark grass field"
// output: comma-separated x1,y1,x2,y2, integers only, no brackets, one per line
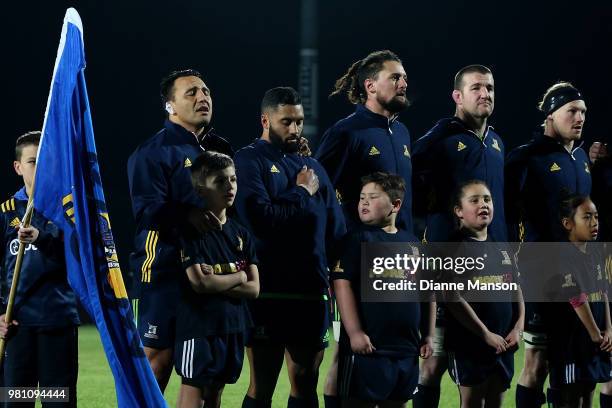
72,325,606,407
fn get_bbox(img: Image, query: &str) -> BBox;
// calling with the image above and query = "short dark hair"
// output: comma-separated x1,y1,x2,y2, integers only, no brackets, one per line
160,69,203,103
190,151,234,190
453,179,490,208
453,65,492,90
15,131,41,160
261,87,302,113
331,50,402,104
361,172,405,202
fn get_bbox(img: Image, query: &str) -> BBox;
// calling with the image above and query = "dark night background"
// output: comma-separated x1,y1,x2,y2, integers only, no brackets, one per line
3,1,611,285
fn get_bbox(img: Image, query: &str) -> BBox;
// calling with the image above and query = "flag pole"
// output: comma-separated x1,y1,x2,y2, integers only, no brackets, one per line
0,198,35,364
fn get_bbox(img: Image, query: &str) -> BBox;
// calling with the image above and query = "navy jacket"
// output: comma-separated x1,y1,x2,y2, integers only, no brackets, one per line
505,133,591,242
234,139,346,294
412,117,507,242
0,187,79,327
315,105,413,233
127,120,232,286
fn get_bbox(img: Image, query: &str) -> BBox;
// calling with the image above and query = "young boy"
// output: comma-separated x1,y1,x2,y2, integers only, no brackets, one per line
331,172,434,407
0,131,80,407
175,151,259,408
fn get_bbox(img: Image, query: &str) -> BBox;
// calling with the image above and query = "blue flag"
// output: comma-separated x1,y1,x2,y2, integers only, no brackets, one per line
32,8,167,407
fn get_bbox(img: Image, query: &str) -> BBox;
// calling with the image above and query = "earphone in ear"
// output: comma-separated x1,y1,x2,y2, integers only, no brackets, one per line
165,102,174,115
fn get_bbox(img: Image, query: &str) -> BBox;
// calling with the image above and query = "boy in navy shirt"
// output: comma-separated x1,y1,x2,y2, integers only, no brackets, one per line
175,151,259,408
332,172,434,407
0,131,79,407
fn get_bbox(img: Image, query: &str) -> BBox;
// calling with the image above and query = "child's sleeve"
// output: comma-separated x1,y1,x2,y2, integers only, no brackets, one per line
241,228,259,266
180,238,205,271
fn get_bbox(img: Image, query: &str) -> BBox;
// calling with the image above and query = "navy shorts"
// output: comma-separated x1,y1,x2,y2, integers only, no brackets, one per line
174,333,246,387
337,351,419,403
549,353,612,387
447,349,514,390
135,283,179,349
248,295,330,350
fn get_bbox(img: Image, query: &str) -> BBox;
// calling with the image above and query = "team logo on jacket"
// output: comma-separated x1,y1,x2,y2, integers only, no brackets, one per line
368,146,380,156
491,138,501,152
403,145,411,158
457,141,467,152
184,158,192,168
549,162,561,172
584,162,590,174
561,274,576,288
9,217,20,228
500,250,512,265
270,164,280,173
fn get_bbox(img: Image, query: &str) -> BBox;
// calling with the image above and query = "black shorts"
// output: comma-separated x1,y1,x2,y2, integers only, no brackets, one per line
135,283,179,349
549,353,612,387
248,294,330,350
447,349,514,390
174,332,246,387
3,325,78,408
337,351,419,403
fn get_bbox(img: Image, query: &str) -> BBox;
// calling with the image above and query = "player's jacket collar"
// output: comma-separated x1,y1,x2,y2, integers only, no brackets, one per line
14,186,28,201
355,104,400,128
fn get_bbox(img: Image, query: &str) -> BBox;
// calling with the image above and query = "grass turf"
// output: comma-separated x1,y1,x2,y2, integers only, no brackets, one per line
73,325,605,407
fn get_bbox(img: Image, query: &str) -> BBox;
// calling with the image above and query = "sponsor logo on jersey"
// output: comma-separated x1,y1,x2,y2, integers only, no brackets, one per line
561,273,576,288
491,138,501,152
500,250,512,265
9,239,38,256
550,162,561,172
403,145,411,157
9,218,20,228
368,146,380,156
270,164,280,173
184,157,192,168
457,141,467,152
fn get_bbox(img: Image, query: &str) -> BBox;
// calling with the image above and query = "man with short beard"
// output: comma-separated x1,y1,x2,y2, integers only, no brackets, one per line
127,69,232,392
315,50,414,233
411,65,509,408
234,87,345,408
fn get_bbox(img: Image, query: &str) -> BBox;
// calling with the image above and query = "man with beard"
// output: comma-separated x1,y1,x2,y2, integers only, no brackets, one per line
234,87,345,408
505,82,591,407
127,69,232,392
411,65,508,408
315,50,416,408
315,49,413,233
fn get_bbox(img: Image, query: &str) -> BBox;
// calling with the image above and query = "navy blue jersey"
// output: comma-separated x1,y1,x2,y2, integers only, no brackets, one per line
178,218,256,338
315,105,413,233
331,226,421,357
505,133,591,242
548,244,608,368
412,118,507,242
592,156,612,242
234,139,346,294
127,120,232,286
0,187,79,327
444,230,517,358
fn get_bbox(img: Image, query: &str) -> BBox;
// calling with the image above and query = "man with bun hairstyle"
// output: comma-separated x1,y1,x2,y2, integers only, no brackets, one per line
505,81,591,407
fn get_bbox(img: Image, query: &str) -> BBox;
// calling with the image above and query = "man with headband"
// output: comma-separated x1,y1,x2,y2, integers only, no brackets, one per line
506,82,591,407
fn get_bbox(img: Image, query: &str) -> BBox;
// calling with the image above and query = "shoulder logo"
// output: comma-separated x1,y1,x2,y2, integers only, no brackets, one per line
491,138,501,152
403,145,411,158
9,218,20,229
184,158,192,168
1,198,15,213
584,162,590,174
457,141,467,152
549,162,561,172
561,273,576,288
368,146,380,156
270,164,280,173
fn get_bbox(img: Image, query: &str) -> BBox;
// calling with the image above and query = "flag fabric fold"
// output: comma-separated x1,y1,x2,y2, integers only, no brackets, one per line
32,8,167,407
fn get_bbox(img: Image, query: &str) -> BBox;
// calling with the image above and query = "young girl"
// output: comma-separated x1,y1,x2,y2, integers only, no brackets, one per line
546,193,612,408
444,179,524,408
